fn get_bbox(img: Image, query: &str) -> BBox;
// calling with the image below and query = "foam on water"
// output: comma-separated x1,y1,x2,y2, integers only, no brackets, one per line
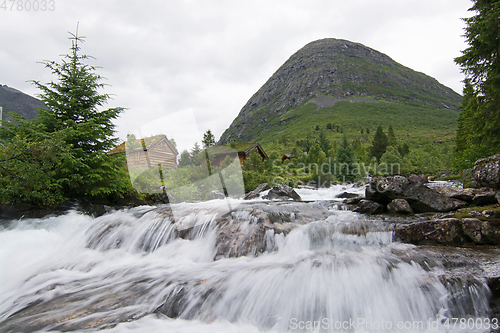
0,186,492,332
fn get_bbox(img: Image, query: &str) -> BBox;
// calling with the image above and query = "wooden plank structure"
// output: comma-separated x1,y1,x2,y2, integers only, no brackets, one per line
108,134,178,169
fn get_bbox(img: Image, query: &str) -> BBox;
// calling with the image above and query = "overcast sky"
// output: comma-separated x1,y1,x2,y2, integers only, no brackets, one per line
1,0,472,152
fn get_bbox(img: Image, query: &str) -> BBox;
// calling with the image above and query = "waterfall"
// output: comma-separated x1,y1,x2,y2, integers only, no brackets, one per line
0,190,494,332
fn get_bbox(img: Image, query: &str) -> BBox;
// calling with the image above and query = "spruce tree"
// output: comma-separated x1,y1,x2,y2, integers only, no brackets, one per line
454,0,500,168
370,126,389,162
5,30,127,200
32,32,123,156
398,142,410,158
336,134,356,182
0,30,128,203
178,150,192,167
191,142,202,156
202,129,216,148
387,124,397,147
318,130,331,156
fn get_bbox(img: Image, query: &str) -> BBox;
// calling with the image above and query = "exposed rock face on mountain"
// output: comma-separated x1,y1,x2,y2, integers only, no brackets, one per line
219,38,461,144
0,84,43,122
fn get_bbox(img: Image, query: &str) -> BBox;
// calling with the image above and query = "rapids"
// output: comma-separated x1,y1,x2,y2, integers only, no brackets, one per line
0,186,497,332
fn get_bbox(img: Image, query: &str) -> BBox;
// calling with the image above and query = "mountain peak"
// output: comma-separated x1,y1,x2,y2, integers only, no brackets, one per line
219,38,461,144
0,85,44,122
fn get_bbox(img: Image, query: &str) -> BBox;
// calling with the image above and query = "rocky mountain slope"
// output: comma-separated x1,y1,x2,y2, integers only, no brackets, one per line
219,38,462,144
0,84,43,122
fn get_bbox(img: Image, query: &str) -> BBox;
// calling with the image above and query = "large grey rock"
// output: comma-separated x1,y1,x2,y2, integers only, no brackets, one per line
244,183,271,200
387,199,413,214
353,199,383,215
335,192,360,199
450,198,469,210
461,218,500,244
434,186,496,207
434,187,479,202
394,218,465,244
366,176,458,213
408,174,428,184
343,196,363,205
473,189,499,206
473,154,500,189
395,218,500,245
263,184,302,201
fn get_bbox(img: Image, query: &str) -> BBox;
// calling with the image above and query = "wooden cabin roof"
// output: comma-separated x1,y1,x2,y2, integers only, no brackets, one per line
108,134,178,156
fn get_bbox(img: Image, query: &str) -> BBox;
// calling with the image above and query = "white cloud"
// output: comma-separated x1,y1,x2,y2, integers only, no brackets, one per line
0,0,472,146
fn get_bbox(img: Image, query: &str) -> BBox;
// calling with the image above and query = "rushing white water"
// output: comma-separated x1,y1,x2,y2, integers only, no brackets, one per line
0,187,493,333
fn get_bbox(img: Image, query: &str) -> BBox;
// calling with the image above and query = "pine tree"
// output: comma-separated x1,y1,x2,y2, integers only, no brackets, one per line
318,130,331,156
32,31,123,156
370,126,389,162
336,134,357,182
191,142,202,156
454,0,500,168
202,129,216,148
398,142,410,158
2,29,127,200
387,124,397,147
380,146,403,176
178,150,192,167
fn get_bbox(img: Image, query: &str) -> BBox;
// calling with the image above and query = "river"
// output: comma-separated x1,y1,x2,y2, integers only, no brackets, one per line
0,185,497,332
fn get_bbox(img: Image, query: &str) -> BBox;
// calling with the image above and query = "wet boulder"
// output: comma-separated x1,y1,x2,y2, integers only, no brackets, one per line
263,184,302,201
433,186,496,207
394,218,466,244
335,192,360,199
473,154,500,189
433,187,478,203
472,189,499,206
387,199,413,214
343,196,363,205
461,218,500,244
244,183,271,200
395,217,500,245
366,176,458,213
353,199,383,215
408,174,428,184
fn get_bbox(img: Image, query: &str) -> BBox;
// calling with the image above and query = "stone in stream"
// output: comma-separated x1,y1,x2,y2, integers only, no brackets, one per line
244,183,271,200
353,199,383,215
473,154,500,189
433,186,479,203
262,184,302,201
387,198,413,214
366,176,463,213
335,191,360,199
472,189,499,206
394,217,500,245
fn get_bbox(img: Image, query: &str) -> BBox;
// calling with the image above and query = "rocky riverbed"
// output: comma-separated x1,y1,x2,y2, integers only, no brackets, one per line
1,155,500,332
1,185,500,333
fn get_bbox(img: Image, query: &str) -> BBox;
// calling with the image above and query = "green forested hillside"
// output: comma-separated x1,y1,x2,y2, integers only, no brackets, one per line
245,98,459,146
